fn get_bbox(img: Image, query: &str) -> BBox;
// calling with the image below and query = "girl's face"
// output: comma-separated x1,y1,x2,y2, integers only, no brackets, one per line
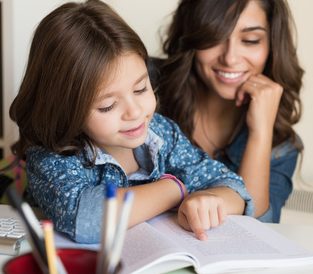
84,53,156,156
195,0,270,100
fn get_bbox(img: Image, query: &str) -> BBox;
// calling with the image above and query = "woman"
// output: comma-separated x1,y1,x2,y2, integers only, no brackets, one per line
156,0,304,222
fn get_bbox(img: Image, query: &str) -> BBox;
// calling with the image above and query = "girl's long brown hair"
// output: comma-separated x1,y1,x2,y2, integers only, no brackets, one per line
10,0,148,160
158,0,304,150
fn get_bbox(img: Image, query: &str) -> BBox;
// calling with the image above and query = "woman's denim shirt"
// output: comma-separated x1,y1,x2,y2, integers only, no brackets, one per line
26,113,253,243
215,125,301,223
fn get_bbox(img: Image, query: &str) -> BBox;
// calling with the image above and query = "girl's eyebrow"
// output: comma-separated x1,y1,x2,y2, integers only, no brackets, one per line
98,72,149,99
241,26,267,32
135,72,149,85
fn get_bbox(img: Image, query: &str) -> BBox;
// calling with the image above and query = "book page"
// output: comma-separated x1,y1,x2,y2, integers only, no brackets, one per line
54,221,194,274
148,213,313,273
120,221,195,274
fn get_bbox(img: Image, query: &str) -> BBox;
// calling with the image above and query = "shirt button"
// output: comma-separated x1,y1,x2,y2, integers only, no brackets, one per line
220,167,229,173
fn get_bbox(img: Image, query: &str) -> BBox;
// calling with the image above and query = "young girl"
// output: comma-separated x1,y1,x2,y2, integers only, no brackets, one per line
9,0,253,244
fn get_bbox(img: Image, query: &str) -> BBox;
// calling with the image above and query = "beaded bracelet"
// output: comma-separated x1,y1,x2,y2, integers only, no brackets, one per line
160,173,185,207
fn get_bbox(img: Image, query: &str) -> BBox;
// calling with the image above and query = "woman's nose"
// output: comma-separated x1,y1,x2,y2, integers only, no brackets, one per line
220,39,240,66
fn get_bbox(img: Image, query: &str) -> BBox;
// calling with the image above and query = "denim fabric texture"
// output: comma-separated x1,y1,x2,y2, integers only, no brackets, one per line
215,125,301,223
26,113,253,243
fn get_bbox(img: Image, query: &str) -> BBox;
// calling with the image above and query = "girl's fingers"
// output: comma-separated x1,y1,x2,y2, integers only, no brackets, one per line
218,205,226,224
209,207,219,228
179,206,208,241
177,211,190,231
198,207,211,229
187,209,208,241
177,192,227,241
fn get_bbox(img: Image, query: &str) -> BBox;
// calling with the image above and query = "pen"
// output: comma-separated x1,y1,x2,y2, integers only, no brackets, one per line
96,183,118,274
42,220,68,274
6,186,49,274
108,191,134,274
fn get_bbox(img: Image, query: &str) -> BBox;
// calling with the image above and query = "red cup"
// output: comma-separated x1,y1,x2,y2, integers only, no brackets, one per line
3,249,97,274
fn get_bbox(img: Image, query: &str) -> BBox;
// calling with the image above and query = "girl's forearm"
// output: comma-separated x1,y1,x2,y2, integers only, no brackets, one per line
117,179,185,227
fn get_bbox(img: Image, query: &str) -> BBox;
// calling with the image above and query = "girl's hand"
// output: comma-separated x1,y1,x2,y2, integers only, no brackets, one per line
236,74,283,137
177,191,226,241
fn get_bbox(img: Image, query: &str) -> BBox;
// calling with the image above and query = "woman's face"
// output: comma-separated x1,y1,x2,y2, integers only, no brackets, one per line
195,0,270,100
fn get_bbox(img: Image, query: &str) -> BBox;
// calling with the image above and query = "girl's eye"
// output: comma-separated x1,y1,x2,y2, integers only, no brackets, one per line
242,39,260,45
134,86,148,94
98,102,116,112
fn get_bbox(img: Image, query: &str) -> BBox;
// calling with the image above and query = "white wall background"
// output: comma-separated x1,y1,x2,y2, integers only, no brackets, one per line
2,0,313,188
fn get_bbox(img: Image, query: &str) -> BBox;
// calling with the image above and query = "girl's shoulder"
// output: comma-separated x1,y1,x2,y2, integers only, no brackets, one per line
150,112,180,132
26,146,85,169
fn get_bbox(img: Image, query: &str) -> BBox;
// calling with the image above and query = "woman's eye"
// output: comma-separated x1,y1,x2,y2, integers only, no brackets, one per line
243,39,260,45
134,86,148,94
98,102,116,112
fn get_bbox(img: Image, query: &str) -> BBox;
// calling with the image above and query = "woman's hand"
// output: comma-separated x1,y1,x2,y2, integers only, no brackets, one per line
177,191,226,241
236,74,283,137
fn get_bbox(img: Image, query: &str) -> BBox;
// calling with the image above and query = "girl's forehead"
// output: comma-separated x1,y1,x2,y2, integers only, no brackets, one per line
96,53,147,96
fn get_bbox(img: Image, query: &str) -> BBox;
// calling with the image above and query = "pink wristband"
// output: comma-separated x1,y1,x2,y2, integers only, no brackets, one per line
160,173,185,206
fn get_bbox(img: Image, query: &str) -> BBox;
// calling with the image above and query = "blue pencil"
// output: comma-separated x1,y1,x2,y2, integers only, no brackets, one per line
97,183,118,274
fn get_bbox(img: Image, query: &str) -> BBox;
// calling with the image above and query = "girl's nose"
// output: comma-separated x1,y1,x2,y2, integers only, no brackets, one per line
122,99,142,120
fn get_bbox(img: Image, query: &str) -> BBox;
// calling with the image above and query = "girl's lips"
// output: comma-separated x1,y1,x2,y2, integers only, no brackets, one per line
120,123,145,138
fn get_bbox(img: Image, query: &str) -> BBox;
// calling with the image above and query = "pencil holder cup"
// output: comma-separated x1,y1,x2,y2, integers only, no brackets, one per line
3,248,99,274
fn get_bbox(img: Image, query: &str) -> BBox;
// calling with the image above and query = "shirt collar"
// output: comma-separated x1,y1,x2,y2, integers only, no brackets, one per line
84,127,164,167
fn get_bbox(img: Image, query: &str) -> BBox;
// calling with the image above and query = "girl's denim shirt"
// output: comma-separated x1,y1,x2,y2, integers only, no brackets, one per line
215,125,302,223
26,113,253,243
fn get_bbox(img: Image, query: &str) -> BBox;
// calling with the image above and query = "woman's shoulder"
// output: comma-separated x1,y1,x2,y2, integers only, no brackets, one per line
271,134,303,160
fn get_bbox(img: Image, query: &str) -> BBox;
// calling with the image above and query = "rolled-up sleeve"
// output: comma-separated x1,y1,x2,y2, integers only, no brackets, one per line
26,148,106,243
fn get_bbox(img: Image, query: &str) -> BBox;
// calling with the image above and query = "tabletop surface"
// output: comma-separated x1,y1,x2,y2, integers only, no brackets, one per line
0,204,312,274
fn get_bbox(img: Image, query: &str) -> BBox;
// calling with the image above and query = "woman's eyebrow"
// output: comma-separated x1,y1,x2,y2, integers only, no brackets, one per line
242,26,267,32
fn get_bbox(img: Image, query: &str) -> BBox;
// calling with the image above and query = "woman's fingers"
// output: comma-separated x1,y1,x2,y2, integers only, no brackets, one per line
237,74,283,105
236,74,283,133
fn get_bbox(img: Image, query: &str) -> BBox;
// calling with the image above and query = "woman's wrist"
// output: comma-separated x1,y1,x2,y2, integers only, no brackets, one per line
248,127,273,142
160,174,186,207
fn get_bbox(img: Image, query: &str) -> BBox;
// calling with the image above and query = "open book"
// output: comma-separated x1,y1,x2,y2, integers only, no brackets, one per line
55,213,313,274
119,213,313,274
